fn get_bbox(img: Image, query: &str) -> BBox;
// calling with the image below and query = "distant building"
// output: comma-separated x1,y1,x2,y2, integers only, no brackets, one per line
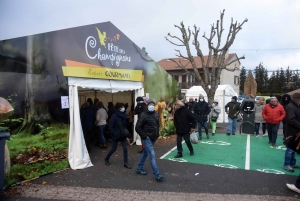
157,52,241,98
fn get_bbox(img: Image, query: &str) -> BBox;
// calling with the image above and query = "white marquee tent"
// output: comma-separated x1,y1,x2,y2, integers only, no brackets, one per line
185,85,238,123
68,77,144,169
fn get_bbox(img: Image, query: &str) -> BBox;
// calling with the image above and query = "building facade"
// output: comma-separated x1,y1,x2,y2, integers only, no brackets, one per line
157,53,241,98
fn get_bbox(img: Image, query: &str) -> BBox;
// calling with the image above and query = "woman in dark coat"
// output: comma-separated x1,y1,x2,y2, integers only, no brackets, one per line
104,102,132,169
80,102,94,151
173,100,196,158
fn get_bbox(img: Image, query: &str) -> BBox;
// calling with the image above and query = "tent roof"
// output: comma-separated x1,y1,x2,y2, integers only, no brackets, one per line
185,85,237,97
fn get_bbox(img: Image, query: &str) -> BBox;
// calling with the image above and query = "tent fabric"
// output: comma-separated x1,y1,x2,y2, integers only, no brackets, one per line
185,85,238,123
68,85,93,169
68,77,144,169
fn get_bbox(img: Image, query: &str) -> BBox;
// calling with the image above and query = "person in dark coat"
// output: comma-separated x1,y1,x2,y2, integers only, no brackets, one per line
280,94,292,140
134,96,146,117
87,98,93,107
80,102,94,151
107,102,115,123
186,97,195,111
134,96,147,153
135,99,164,181
192,94,211,140
283,93,300,173
104,102,132,169
225,96,241,135
173,100,196,158
285,93,300,193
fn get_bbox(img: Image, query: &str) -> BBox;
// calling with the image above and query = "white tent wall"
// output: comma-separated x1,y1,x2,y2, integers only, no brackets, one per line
185,85,237,123
68,85,94,170
68,77,143,169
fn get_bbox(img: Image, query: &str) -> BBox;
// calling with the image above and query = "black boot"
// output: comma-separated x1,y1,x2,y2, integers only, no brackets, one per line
104,159,110,166
174,153,183,158
124,163,132,169
190,151,194,156
100,144,107,149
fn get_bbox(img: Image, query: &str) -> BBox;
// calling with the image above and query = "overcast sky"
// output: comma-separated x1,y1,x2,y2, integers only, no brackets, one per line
1,0,299,71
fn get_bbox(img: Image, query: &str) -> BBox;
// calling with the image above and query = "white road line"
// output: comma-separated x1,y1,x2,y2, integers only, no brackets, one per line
245,134,250,170
159,141,185,159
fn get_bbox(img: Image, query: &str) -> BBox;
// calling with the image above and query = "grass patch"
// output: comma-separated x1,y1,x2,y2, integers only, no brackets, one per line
8,124,69,157
5,160,69,186
4,123,70,186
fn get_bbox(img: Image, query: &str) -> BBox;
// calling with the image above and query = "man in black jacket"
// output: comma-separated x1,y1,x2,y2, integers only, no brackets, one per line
285,93,300,193
280,94,292,140
192,94,211,140
174,100,196,158
225,96,241,135
135,99,164,182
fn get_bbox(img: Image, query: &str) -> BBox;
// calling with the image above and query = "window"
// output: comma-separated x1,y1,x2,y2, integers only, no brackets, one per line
173,75,178,81
187,74,195,83
234,75,239,85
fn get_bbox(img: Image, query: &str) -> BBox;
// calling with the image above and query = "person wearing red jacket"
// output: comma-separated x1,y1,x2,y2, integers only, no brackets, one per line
262,97,286,148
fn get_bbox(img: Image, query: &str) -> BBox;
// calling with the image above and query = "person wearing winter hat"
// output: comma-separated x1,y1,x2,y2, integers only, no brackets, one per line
225,96,241,135
134,96,147,153
285,93,300,193
105,102,132,169
135,98,164,181
209,99,221,136
192,94,211,139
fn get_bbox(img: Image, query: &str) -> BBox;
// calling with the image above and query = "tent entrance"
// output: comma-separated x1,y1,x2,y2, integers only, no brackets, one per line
68,77,144,170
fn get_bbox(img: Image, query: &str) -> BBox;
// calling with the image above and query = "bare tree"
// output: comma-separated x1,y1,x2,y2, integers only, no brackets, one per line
165,9,248,104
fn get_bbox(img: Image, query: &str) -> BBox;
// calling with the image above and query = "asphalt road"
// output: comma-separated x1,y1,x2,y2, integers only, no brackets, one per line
1,122,298,200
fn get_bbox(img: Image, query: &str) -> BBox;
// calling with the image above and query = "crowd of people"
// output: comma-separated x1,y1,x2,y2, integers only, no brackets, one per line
79,93,300,192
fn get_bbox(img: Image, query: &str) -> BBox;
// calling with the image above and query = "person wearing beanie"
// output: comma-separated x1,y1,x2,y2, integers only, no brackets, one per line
135,98,164,181
134,96,147,153
192,94,211,139
209,99,221,136
262,97,285,148
225,96,241,135
254,97,267,137
105,102,132,169
286,93,300,193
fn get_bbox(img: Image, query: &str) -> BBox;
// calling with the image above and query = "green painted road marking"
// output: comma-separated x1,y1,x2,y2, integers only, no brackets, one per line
160,134,299,176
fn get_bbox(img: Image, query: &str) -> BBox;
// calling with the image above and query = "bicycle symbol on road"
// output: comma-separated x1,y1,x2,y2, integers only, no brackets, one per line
257,169,285,174
214,164,238,169
168,158,187,163
201,141,231,146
